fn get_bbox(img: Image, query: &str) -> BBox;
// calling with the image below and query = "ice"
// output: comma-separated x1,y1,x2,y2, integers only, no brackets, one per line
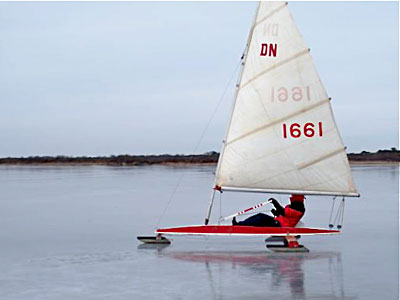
0,164,398,299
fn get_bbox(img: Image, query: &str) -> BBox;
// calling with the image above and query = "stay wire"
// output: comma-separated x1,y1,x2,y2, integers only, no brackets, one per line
332,198,345,229
155,60,242,229
332,201,341,228
218,192,223,225
339,197,345,229
328,196,337,228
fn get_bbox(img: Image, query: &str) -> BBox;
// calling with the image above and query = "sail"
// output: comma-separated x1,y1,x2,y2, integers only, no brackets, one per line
215,2,358,197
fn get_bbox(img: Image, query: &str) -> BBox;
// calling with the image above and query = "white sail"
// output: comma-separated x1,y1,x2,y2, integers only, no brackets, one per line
215,2,358,197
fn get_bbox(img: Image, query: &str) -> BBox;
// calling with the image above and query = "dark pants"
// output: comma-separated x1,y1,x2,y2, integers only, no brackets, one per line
236,213,280,227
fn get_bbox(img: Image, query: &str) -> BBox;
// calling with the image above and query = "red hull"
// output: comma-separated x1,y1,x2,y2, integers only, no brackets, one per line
156,225,340,236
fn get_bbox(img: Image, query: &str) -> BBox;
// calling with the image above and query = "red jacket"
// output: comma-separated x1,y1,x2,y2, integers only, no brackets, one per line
275,205,304,227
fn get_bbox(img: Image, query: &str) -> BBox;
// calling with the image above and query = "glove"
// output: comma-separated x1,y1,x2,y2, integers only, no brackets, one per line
271,208,277,216
268,197,278,205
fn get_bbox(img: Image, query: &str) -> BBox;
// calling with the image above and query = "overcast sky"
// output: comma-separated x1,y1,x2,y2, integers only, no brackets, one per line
0,1,398,157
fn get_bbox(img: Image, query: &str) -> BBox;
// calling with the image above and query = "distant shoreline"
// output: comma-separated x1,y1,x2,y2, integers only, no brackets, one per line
349,160,399,165
0,149,399,166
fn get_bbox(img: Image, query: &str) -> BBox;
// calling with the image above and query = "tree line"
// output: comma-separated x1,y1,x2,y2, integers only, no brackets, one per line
0,149,398,165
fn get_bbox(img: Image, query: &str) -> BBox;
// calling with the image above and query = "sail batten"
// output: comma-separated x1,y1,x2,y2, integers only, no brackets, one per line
226,98,331,146
240,48,309,88
297,147,344,170
214,1,358,197
255,2,287,26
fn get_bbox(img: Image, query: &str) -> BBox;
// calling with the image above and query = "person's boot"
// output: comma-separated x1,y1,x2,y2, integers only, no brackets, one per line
232,217,238,225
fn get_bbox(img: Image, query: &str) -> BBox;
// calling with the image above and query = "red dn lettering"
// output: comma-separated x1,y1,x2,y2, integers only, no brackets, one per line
282,122,323,139
260,43,277,57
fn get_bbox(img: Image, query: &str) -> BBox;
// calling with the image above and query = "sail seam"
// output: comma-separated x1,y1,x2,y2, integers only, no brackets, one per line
240,49,309,89
296,148,345,170
254,2,287,27
226,98,330,146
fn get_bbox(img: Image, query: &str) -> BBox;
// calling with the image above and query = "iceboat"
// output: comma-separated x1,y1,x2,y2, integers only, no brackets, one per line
151,1,359,252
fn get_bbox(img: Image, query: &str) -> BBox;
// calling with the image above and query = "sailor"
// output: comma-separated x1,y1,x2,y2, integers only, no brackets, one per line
232,195,305,227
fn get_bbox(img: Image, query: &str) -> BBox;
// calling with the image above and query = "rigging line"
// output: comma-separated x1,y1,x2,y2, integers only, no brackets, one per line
336,204,342,229
155,60,243,229
332,199,344,228
338,197,345,229
191,60,242,154
218,192,222,225
329,196,337,228
332,201,340,227
341,198,346,225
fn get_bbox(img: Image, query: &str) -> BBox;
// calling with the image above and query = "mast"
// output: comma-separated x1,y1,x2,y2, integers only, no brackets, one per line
214,1,262,186
204,2,261,225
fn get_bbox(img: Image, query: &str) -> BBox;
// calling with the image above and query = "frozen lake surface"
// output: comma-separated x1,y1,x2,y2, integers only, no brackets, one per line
0,164,398,299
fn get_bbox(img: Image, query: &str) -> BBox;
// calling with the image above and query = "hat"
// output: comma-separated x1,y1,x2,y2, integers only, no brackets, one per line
290,194,305,202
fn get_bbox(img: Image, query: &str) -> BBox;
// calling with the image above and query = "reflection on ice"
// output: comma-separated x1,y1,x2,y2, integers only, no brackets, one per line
137,243,171,253
27,251,135,267
163,250,356,300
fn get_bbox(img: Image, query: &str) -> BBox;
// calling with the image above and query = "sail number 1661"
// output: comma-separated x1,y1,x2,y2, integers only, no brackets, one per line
282,122,323,139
